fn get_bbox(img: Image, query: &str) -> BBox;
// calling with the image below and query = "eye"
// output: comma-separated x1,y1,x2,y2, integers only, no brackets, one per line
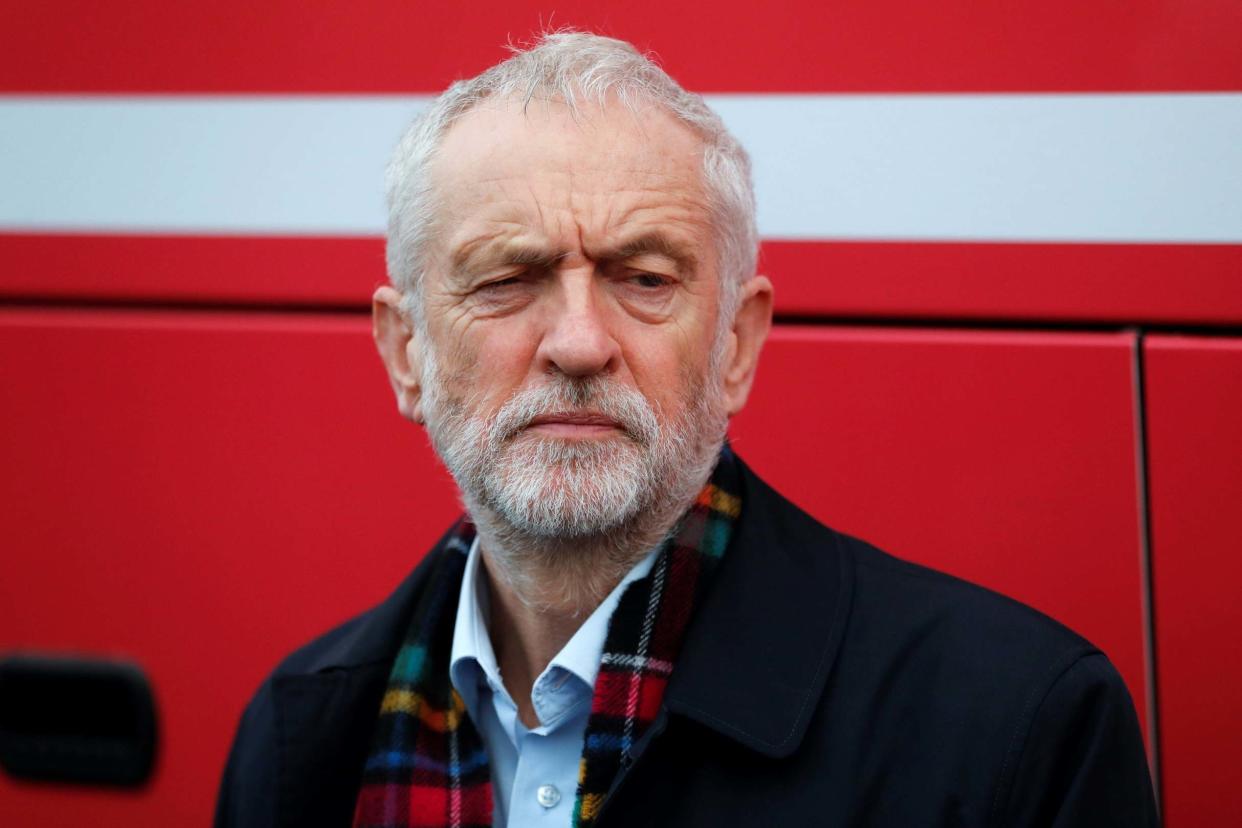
477,275,523,292
469,273,537,314
628,272,674,289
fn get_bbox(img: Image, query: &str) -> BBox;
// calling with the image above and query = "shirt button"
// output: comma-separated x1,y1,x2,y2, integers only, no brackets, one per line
536,784,561,808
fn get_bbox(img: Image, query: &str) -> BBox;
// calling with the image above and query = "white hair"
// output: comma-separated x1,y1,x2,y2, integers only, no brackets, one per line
384,30,758,327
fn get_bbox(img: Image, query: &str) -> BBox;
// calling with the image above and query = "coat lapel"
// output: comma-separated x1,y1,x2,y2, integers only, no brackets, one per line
661,459,853,758
272,667,390,828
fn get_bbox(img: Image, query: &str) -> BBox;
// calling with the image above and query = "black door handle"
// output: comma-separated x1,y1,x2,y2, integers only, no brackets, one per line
0,654,158,787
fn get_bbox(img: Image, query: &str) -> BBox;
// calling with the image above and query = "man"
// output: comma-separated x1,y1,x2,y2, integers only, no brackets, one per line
216,32,1157,828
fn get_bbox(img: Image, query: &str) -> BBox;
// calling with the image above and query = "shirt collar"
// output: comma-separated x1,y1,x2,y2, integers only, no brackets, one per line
448,534,501,719
449,534,658,724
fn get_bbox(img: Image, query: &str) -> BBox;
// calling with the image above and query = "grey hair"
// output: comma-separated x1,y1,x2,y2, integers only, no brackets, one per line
384,31,758,328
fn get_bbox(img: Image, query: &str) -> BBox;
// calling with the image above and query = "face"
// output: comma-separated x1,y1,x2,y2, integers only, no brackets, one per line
375,96,771,538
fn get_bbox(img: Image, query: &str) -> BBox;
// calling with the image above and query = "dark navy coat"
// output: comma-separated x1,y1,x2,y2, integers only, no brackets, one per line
215,458,1158,827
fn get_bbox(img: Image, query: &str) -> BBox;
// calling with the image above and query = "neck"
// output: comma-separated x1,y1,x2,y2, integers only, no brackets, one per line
478,548,589,728
469,491,691,728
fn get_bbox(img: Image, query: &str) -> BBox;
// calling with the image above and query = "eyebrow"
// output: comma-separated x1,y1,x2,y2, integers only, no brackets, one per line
452,240,568,279
593,232,700,274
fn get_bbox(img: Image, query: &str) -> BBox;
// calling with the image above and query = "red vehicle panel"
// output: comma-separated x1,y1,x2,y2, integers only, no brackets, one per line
1146,335,1242,827
6,0,1240,93
0,307,460,826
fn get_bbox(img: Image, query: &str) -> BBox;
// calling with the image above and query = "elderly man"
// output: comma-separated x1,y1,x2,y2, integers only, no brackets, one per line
216,32,1157,828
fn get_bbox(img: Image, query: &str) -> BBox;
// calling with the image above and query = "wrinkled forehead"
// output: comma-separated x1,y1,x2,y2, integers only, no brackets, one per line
425,95,712,250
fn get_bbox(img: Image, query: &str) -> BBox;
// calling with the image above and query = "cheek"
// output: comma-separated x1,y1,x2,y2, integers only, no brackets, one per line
461,322,544,402
626,329,712,418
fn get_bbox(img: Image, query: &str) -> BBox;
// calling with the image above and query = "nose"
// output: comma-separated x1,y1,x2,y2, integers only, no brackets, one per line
535,270,621,378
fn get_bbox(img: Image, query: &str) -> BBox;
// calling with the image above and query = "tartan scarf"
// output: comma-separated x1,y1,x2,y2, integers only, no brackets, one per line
353,452,742,828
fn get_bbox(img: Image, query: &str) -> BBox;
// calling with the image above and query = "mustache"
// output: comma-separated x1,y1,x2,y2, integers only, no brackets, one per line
489,376,660,445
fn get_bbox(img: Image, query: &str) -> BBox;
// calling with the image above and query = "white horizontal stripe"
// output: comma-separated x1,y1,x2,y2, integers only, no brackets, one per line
0,97,422,236
1,94,1239,241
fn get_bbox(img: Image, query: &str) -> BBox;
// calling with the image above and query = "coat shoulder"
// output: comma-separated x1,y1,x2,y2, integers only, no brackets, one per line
738,456,1100,677
846,533,1097,661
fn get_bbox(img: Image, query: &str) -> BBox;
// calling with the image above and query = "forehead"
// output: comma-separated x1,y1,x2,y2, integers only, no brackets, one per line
427,96,712,259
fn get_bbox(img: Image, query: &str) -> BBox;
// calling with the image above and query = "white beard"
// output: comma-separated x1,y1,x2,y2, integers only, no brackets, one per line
418,345,728,609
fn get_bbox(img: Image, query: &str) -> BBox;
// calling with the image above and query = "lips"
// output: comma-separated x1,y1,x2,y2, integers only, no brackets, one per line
527,411,624,429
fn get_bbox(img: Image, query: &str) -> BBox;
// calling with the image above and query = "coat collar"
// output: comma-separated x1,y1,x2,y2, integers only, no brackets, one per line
662,457,853,758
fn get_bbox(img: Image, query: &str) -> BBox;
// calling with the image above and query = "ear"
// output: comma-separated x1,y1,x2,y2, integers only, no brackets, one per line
721,275,774,416
372,285,426,424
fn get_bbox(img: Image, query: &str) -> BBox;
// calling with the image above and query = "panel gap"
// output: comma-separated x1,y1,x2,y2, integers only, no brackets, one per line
1131,327,1163,812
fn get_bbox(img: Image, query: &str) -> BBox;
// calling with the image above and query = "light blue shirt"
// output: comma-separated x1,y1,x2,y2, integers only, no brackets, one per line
449,537,657,827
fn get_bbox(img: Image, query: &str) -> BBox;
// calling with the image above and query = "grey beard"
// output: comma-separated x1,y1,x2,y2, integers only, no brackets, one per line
419,349,728,611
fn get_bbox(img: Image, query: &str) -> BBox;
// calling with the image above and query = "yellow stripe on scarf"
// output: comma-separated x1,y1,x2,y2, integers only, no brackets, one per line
379,689,460,732
578,792,605,821
708,487,741,518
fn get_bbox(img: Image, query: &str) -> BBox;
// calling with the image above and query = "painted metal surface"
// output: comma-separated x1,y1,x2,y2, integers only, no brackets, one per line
0,307,460,826
4,1,1239,92
4,95,1239,243
1146,336,1242,827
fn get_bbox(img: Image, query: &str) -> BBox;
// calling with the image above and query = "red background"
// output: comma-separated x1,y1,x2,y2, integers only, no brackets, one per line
2,3,1240,826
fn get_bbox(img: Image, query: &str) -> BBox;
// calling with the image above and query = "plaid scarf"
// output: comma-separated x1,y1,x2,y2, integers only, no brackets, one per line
353,452,742,828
